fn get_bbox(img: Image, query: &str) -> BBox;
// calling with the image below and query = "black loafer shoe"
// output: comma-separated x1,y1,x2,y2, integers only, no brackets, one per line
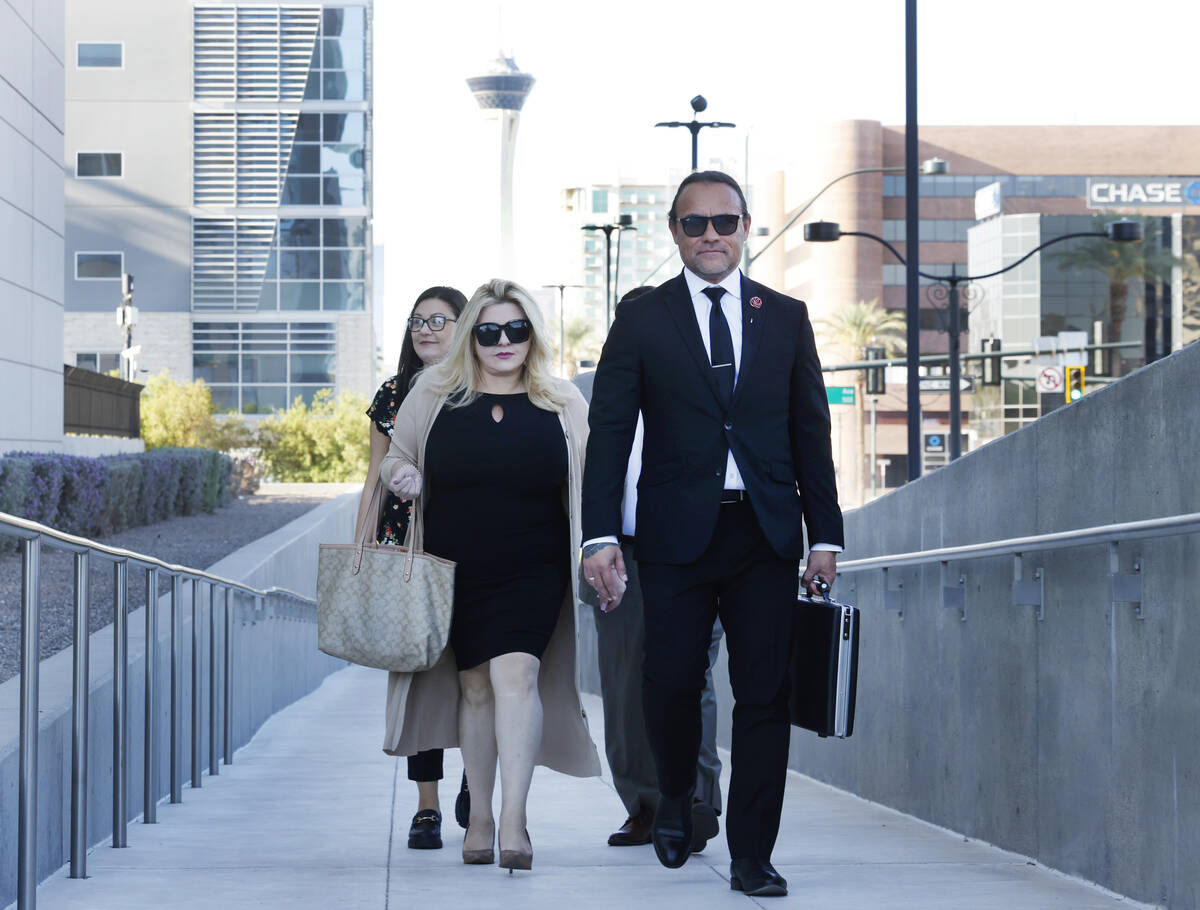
730,857,787,897
652,790,695,869
690,799,719,853
407,809,443,850
454,772,470,830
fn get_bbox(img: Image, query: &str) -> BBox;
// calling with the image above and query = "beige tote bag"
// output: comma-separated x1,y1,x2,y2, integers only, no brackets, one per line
317,481,454,672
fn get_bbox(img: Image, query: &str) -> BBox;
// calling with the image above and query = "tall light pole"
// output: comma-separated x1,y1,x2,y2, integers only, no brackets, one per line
804,218,1143,465
543,283,584,375
466,54,535,276
581,214,635,328
655,95,735,171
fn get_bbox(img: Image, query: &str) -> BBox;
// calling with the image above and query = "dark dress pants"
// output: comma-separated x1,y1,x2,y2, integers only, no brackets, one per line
595,541,724,817
407,749,443,783
638,500,798,861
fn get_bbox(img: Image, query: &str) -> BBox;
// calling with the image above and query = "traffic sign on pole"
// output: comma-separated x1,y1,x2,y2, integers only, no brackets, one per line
1036,366,1064,394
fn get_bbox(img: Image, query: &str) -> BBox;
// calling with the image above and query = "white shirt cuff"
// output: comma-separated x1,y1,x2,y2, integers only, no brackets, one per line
582,536,619,550
810,543,843,553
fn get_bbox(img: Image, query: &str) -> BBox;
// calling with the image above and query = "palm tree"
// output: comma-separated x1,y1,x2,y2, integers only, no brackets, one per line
555,315,601,378
817,300,906,500
1047,214,1179,376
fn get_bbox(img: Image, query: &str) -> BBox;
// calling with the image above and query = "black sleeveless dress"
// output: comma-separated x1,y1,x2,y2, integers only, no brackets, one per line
422,392,570,670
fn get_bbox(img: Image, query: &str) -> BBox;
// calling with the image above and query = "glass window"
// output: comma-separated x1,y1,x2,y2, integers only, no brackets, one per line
279,282,321,310
323,250,365,280
322,7,365,38
241,386,288,415
592,189,608,214
257,280,278,309
321,144,365,175
278,218,321,246
287,145,321,174
76,252,122,279
321,71,364,101
323,176,364,206
322,113,364,144
295,114,321,142
282,176,320,205
291,385,335,406
323,217,367,247
193,352,239,383
279,250,320,279
304,71,321,101
322,282,365,310
210,388,239,413
321,38,365,70
78,43,122,67
291,353,335,382
241,353,287,383
75,353,98,370
77,152,122,177
75,352,120,373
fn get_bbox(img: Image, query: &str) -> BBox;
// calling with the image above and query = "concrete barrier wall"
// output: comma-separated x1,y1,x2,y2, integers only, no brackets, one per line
759,344,1198,908
0,492,357,907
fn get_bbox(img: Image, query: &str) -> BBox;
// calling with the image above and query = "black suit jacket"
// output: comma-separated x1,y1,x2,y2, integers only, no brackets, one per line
581,272,843,565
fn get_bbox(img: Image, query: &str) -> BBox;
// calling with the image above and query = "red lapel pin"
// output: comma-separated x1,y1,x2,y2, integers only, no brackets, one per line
750,296,763,309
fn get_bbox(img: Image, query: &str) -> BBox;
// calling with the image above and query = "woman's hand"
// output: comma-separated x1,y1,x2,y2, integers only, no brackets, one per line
387,464,422,499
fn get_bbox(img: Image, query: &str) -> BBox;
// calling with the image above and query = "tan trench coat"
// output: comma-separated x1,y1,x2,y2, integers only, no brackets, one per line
376,374,601,779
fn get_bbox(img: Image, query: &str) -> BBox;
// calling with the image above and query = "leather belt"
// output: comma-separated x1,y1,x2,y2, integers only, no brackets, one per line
720,489,748,503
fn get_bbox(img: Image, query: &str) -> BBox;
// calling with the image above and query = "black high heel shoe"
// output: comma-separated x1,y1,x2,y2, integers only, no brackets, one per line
498,829,532,873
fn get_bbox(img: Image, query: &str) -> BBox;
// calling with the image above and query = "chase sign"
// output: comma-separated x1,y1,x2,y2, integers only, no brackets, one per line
1087,177,1200,207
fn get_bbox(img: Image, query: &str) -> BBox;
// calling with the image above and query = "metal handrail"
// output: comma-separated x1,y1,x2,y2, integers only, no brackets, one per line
837,511,1200,574
2,510,316,910
0,511,312,601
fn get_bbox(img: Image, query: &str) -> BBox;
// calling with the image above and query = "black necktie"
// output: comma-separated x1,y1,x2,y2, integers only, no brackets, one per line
704,286,734,410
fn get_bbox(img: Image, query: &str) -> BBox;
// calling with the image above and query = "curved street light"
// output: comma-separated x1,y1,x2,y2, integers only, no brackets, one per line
804,217,1144,463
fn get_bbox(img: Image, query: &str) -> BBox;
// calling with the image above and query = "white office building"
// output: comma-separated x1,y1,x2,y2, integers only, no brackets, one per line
64,0,374,415
1,0,66,452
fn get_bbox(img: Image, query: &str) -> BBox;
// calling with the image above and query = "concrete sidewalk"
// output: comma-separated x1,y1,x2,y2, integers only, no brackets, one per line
28,665,1148,910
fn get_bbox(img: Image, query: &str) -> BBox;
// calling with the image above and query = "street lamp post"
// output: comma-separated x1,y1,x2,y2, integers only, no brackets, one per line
543,283,584,375
581,214,635,328
804,218,1144,465
654,95,735,172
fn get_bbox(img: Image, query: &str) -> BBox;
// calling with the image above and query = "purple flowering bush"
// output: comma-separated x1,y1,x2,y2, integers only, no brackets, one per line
0,448,233,542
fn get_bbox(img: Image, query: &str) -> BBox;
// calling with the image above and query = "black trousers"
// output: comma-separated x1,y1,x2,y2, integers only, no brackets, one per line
638,500,798,861
407,748,443,783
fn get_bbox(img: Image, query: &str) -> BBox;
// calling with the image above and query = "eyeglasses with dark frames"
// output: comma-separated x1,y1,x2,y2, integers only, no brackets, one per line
473,319,532,346
407,314,457,332
676,214,743,238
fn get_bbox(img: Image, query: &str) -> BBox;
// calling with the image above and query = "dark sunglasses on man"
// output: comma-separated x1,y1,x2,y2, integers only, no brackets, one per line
407,314,457,332
676,214,743,238
473,319,532,346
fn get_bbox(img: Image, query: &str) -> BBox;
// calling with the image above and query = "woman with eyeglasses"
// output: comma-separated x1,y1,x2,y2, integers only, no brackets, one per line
355,285,469,851
380,279,600,873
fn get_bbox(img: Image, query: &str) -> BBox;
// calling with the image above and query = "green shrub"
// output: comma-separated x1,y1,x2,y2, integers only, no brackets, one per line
256,389,370,482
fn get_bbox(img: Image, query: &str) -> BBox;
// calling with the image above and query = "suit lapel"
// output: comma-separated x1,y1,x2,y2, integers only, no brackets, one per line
664,275,724,404
734,274,764,405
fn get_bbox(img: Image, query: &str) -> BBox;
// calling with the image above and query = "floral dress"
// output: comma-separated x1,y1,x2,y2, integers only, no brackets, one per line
366,376,412,546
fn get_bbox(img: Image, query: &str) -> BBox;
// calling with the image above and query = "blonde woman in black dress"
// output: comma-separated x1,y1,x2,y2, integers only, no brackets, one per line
381,279,600,873
355,285,466,850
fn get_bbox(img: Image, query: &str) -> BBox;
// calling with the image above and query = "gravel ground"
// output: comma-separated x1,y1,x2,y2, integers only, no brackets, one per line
0,483,357,684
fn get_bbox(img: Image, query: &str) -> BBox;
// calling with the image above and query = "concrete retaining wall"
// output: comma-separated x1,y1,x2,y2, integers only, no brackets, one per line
761,344,1198,908
0,492,357,907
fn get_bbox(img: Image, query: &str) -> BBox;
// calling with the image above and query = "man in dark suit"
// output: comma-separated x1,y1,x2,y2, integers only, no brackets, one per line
581,170,843,898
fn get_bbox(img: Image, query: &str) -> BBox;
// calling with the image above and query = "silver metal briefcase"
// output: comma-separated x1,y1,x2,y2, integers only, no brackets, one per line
788,581,859,738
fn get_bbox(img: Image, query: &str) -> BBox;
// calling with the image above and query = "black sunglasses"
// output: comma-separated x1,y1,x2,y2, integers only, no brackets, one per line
677,214,743,238
407,314,456,332
473,319,531,346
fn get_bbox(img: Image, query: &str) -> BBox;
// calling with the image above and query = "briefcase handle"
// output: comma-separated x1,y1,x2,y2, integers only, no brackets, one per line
812,578,833,603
